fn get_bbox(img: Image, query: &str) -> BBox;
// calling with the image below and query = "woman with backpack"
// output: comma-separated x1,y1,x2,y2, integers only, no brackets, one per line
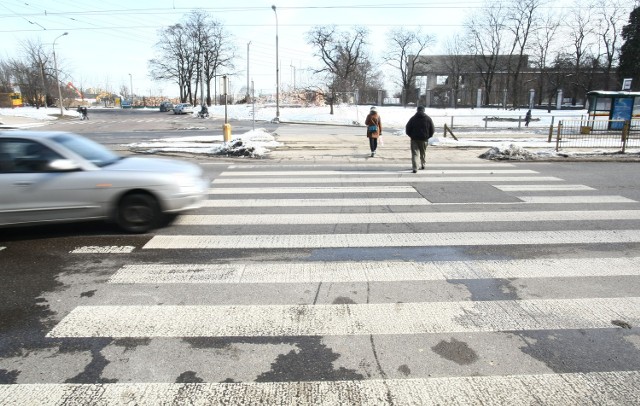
365,106,382,157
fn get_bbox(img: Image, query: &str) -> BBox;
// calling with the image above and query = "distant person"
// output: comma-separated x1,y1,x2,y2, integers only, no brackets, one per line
198,104,209,118
77,106,88,120
405,105,434,173
525,109,532,126
365,106,382,157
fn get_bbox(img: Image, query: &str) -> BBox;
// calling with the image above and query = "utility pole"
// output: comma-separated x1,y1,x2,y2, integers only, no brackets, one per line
290,64,296,91
53,32,68,116
246,41,251,103
272,5,280,120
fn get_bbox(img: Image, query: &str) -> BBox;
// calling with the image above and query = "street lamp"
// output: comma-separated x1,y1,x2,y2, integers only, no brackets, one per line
246,41,251,103
53,32,68,117
129,73,133,105
272,5,280,120
290,64,296,91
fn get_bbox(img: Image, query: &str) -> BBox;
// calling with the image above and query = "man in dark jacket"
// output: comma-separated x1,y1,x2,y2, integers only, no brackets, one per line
405,106,434,173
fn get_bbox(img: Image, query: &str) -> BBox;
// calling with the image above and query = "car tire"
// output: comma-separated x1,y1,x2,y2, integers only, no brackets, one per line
116,192,161,233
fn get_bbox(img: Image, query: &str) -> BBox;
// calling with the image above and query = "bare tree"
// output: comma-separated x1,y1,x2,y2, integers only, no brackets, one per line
306,25,370,114
149,11,234,105
565,1,597,104
149,23,191,102
0,60,13,93
465,0,508,105
384,28,435,106
530,10,562,109
443,34,472,108
594,0,629,90
201,18,235,105
504,0,543,107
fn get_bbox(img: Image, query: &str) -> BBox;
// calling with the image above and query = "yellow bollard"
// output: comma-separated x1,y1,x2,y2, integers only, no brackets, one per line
223,123,232,142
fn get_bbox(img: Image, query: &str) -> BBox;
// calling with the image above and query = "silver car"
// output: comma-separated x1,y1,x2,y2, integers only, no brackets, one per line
173,103,194,115
0,131,209,233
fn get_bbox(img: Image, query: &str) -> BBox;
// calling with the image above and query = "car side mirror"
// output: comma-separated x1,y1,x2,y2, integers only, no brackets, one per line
48,159,81,172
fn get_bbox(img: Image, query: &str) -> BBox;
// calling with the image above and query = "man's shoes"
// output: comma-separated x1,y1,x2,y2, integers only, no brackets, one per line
371,152,374,157
412,169,417,173
420,165,425,170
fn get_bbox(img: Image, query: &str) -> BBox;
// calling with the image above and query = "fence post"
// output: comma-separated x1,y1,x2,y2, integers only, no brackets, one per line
451,116,454,130
622,120,630,153
555,121,562,152
518,115,522,129
548,125,554,142
485,116,488,129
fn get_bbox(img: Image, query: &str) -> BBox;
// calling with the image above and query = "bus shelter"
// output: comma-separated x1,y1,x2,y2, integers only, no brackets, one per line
587,90,640,130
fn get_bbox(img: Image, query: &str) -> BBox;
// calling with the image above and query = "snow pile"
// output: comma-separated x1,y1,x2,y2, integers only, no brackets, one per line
127,129,279,158
479,144,537,160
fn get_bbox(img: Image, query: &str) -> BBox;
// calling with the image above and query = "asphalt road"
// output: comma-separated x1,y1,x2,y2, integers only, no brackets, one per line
1,109,640,404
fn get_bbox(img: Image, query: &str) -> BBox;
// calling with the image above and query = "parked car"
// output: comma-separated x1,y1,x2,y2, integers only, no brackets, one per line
173,103,194,115
0,131,209,233
159,101,174,112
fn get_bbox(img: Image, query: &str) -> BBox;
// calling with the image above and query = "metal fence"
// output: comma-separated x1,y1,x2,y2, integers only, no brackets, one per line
554,119,640,152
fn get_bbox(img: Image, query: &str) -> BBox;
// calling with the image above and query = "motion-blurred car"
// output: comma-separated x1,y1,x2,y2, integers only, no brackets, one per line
0,131,209,233
159,101,174,112
173,103,194,115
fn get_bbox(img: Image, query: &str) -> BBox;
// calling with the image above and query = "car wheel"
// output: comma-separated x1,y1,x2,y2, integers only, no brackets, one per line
116,192,160,233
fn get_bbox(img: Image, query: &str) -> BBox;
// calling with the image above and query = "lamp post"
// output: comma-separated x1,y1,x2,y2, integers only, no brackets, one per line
53,32,68,117
129,73,133,105
246,41,251,103
290,64,296,91
272,5,280,120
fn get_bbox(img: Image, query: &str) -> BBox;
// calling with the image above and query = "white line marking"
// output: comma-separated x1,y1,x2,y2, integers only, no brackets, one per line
70,246,135,254
209,186,418,194
2,371,638,405
46,297,640,337
518,196,637,203
212,176,563,184
229,163,517,168
494,184,595,191
0,247,5,251
201,198,430,207
142,230,640,249
108,257,640,284
220,169,539,176
174,210,640,225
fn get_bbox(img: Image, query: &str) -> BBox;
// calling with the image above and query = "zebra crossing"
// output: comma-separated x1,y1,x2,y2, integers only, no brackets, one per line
2,162,640,404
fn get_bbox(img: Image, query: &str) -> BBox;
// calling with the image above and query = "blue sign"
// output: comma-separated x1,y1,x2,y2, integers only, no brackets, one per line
611,98,633,129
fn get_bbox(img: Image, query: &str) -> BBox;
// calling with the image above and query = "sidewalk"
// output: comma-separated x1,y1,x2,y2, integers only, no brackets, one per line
0,114,49,129
268,131,492,164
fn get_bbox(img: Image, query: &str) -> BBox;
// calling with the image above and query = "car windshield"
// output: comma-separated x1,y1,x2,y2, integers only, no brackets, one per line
52,133,121,167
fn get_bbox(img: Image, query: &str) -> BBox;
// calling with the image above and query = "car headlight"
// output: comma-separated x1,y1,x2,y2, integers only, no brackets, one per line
173,173,203,194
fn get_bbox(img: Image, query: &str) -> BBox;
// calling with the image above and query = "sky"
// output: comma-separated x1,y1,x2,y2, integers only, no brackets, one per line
1,0,620,100
0,0,498,98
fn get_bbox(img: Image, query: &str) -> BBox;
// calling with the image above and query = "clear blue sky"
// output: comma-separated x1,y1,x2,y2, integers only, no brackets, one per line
1,0,603,98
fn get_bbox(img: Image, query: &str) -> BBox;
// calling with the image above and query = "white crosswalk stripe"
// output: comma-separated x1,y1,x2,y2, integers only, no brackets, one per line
175,210,640,225
209,186,418,194
212,176,563,184
143,230,640,249
3,371,640,405
493,184,595,191
28,163,640,404
46,297,640,337
220,169,540,176
202,197,432,206
108,257,640,284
